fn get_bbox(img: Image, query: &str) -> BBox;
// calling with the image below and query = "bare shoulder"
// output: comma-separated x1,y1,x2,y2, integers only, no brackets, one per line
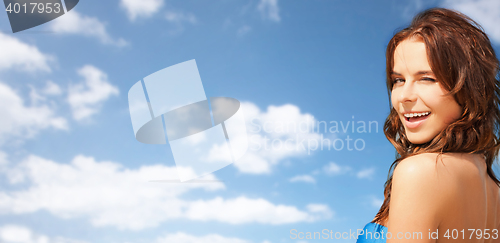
393,153,441,182
388,153,452,230
394,152,480,185
391,153,458,216
390,152,496,229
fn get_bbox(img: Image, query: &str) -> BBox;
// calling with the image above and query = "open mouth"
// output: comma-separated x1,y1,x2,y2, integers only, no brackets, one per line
404,112,431,122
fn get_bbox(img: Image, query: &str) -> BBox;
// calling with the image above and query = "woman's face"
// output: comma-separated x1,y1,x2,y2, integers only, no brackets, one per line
390,38,462,144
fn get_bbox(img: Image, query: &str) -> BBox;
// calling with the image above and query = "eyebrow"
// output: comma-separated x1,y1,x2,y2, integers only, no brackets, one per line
391,71,435,76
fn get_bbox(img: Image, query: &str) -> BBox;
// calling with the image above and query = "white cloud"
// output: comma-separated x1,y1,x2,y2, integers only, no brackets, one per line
165,10,197,24
185,196,332,224
121,0,164,21
0,154,223,230
0,82,67,145
442,0,500,44
205,142,233,163
28,85,45,105
234,151,270,174
289,175,316,184
163,10,197,35
237,25,252,37
0,153,332,230
356,168,375,179
49,11,127,47
67,65,119,121
155,232,249,243
257,0,281,22
0,151,7,167
42,81,62,96
27,81,63,105
371,196,383,208
0,32,53,72
306,204,334,219
323,162,374,179
0,224,88,243
235,102,323,174
323,162,351,175
0,225,32,243
398,0,426,19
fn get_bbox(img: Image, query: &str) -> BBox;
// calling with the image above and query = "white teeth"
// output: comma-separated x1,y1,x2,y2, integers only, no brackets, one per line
404,112,430,118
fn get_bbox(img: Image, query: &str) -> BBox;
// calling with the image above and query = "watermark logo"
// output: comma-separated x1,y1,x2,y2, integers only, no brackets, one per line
4,0,79,33
128,60,248,182
248,116,379,155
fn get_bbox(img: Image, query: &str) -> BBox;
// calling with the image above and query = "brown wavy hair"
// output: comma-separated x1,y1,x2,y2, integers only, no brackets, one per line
373,8,500,224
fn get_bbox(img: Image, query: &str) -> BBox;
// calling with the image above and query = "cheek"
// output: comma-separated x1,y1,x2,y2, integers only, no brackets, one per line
443,99,462,123
429,96,462,123
420,87,444,109
390,91,398,109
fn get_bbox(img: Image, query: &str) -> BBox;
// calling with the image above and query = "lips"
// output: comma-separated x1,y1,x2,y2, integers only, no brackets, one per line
406,113,430,122
404,113,430,129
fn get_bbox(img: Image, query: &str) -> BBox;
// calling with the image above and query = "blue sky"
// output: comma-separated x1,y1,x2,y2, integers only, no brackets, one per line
0,0,499,242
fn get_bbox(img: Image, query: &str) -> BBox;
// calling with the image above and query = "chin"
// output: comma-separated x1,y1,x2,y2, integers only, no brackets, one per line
409,139,429,145
406,133,433,145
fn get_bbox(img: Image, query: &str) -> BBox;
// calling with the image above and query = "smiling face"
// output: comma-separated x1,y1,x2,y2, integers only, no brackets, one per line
390,38,462,144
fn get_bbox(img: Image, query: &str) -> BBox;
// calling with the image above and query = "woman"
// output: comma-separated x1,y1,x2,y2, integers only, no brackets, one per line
357,8,500,243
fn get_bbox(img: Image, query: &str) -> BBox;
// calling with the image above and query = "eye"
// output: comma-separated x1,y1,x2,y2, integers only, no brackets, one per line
392,78,404,84
421,77,436,82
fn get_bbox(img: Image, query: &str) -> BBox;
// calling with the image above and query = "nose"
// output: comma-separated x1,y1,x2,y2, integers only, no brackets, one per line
398,81,417,103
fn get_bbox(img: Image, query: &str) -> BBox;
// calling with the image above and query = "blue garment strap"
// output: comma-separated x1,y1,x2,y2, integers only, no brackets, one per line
356,222,387,243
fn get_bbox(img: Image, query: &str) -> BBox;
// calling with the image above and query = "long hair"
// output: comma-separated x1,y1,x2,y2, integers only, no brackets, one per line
373,8,500,224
